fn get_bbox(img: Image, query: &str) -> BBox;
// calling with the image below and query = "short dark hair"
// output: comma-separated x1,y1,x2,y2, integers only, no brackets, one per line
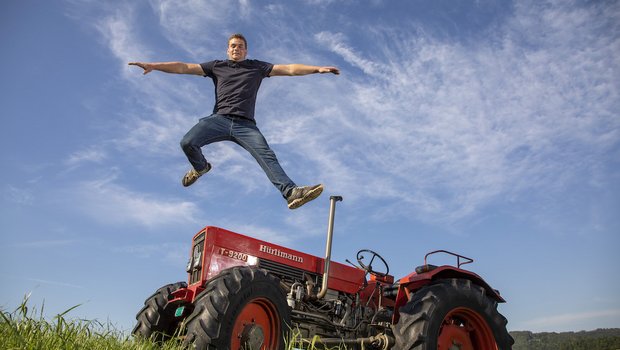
228,33,247,49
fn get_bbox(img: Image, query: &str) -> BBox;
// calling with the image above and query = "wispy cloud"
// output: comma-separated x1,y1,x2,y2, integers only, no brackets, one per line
521,309,620,331
3,185,34,206
93,3,148,67
303,1,619,223
151,0,251,58
113,242,188,265
25,277,85,289
92,4,213,159
226,223,295,246
75,0,619,228
65,147,107,167
314,31,390,78
7,239,78,248
68,171,202,228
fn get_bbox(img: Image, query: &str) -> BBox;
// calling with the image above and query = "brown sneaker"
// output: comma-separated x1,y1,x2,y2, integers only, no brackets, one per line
286,184,324,209
182,163,211,187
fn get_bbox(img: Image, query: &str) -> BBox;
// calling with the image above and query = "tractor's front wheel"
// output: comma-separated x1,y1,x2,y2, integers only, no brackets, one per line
393,278,513,350
132,281,187,342
183,266,291,350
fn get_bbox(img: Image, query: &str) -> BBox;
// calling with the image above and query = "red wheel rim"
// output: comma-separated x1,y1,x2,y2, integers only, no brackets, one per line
437,307,497,350
231,297,281,350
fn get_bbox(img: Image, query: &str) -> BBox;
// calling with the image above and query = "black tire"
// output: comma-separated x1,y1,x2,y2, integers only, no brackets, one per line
183,266,291,350
132,281,187,342
393,278,514,350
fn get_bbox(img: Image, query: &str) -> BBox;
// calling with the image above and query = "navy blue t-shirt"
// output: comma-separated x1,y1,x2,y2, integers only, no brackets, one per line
200,59,274,121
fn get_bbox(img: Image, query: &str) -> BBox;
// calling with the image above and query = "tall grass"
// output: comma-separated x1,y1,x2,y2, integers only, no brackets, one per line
1,295,344,350
0,294,183,350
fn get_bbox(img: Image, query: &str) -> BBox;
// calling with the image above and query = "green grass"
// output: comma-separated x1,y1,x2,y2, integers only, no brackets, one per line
0,294,180,350
1,294,344,350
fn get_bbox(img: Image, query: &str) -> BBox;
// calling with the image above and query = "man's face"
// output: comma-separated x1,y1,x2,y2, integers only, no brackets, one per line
227,38,247,61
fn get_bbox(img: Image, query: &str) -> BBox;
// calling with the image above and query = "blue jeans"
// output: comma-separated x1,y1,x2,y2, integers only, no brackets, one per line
180,114,296,198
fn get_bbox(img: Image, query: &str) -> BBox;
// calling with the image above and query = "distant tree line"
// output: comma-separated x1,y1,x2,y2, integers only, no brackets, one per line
510,328,620,350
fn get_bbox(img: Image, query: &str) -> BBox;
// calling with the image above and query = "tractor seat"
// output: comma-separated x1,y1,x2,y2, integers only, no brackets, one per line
415,264,438,274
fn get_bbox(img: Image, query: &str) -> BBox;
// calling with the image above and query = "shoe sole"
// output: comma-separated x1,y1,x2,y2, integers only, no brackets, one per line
182,164,211,187
182,176,198,187
288,184,324,210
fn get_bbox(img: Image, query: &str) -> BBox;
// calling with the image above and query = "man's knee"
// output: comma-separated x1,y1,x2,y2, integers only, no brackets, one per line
180,135,195,152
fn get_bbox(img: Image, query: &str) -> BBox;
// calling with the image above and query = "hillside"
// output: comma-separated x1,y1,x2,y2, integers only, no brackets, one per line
510,328,620,350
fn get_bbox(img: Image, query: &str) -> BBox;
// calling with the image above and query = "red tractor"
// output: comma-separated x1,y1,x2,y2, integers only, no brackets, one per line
133,196,513,349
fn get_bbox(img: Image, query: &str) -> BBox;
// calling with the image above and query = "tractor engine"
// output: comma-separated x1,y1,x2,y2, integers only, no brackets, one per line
283,278,366,339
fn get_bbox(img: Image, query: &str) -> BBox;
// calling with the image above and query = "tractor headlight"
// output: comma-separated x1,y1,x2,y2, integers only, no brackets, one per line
192,252,202,269
186,259,192,273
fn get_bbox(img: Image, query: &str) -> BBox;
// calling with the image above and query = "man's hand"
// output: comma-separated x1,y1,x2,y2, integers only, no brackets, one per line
128,62,153,75
318,66,340,75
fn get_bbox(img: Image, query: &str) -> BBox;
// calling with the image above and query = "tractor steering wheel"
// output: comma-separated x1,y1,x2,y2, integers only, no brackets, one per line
356,249,390,277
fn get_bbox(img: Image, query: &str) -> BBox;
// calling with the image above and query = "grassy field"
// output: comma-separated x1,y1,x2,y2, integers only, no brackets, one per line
0,294,184,350
0,294,339,350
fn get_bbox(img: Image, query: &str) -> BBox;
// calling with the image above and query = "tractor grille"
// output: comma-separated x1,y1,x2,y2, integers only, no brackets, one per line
258,258,321,285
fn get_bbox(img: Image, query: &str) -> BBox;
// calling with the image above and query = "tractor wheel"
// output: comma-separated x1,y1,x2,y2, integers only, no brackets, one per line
393,278,514,350
183,266,291,350
132,281,187,342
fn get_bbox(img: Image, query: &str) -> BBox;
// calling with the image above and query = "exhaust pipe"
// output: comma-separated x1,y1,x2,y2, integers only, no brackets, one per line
317,195,342,299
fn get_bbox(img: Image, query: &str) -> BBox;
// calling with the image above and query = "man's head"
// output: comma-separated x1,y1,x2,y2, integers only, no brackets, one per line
227,33,248,62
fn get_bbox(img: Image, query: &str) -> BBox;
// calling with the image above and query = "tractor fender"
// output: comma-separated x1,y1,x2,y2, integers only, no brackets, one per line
393,265,505,318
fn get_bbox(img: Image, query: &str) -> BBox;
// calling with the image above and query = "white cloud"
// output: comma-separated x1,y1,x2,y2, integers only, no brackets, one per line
80,0,619,227
24,277,85,289
113,242,188,265
66,147,107,166
150,0,252,58
226,224,293,246
69,171,201,228
303,0,338,6
91,4,216,159
314,31,389,78
521,309,620,331
113,108,194,157
3,185,35,206
299,1,620,223
94,4,149,66
7,239,77,248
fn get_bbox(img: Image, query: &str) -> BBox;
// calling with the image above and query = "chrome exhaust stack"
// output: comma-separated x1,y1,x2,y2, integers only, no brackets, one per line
317,195,342,299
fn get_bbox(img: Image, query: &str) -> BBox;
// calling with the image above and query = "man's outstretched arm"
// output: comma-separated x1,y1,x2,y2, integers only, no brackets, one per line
270,64,340,77
128,61,205,75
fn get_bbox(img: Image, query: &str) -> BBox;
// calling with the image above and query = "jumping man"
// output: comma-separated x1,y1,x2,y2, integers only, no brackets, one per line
129,33,339,209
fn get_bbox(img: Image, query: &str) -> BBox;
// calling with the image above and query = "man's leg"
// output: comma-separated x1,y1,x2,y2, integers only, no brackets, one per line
231,118,323,209
230,118,296,196
179,114,229,186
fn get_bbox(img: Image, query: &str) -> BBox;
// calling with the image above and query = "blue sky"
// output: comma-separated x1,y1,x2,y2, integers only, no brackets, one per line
1,0,618,334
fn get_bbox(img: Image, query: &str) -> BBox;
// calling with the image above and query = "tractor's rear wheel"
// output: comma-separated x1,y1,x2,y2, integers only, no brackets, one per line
393,278,513,350
183,266,291,350
132,281,187,342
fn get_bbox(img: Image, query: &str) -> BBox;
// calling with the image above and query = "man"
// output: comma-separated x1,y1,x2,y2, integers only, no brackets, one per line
129,33,339,209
